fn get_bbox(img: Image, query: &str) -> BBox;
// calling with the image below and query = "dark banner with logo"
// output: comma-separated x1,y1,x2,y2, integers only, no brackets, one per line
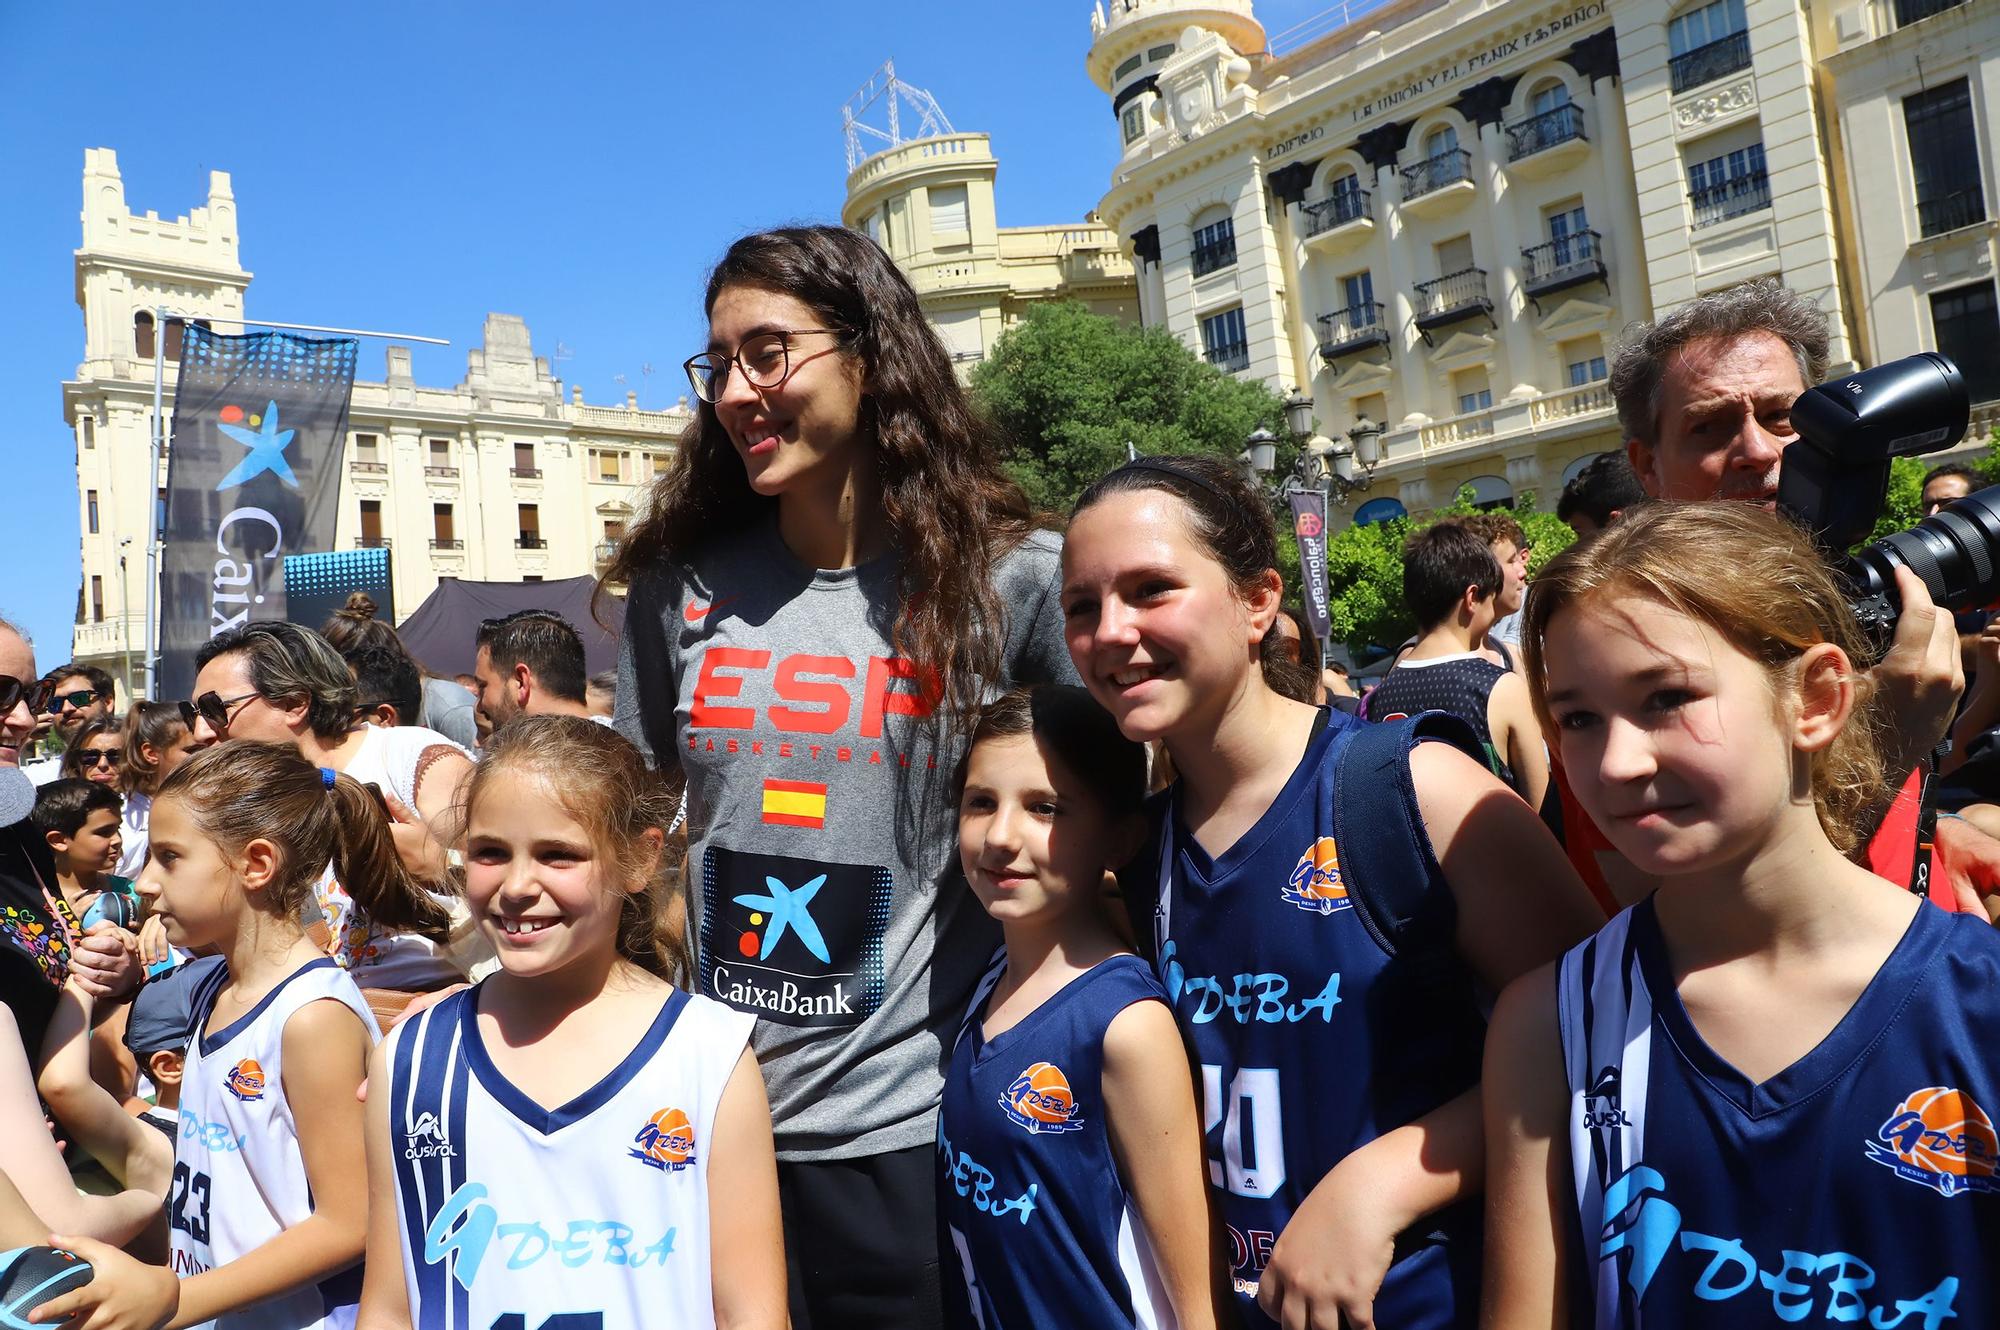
157,327,358,700
1289,490,1331,642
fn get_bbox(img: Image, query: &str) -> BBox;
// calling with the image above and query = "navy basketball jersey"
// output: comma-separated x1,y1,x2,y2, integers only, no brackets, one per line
1151,710,1486,1328
938,952,1178,1329
1560,898,2000,1329
384,982,753,1330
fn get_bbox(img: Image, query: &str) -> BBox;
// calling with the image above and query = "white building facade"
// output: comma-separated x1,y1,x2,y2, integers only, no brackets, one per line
60,149,689,700
1086,0,1860,520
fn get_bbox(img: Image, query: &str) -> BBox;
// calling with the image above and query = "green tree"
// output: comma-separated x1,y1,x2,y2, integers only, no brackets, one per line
970,301,1291,514
1864,424,2000,544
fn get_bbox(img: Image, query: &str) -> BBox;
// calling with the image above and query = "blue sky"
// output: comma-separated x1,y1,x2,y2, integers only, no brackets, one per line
0,0,1328,663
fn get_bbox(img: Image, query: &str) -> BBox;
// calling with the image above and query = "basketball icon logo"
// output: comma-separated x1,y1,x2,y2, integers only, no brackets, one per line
1865,1087,2000,1197
999,1062,1085,1135
1281,837,1351,915
629,1107,698,1172
224,1059,266,1102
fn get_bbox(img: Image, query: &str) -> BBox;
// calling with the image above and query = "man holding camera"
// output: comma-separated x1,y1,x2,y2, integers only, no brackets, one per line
1598,278,1999,917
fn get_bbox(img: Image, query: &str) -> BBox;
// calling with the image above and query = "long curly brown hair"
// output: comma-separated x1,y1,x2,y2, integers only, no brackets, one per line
598,226,1034,721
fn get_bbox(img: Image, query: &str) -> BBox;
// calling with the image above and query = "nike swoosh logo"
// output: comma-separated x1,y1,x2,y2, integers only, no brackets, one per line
684,596,736,624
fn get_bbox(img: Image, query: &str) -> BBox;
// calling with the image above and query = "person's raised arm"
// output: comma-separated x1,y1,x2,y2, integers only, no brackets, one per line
706,1048,786,1330
1102,999,1221,1330
1481,966,1570,1330
33,984,171,1195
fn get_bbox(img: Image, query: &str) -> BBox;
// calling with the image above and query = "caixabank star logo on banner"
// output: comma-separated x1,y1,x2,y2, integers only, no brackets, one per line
157,327,358,699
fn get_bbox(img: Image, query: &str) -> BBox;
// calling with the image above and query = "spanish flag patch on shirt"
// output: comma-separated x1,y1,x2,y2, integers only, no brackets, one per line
761,779,828,829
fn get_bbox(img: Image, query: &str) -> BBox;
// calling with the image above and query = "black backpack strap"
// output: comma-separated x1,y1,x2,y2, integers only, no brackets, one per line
1332,710,1484,980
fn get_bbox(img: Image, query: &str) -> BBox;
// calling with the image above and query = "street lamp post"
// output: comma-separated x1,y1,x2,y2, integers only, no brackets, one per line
1241,392,1388,663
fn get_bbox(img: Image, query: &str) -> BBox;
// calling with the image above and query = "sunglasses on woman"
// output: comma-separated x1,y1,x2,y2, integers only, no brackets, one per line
178,690,262,736
0,675,54,717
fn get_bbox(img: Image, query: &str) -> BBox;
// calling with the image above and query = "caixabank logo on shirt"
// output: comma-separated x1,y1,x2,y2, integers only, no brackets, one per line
701,847,891,1028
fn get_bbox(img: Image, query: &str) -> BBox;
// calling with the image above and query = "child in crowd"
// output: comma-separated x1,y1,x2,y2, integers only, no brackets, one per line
356,715,785,1330
1368,523,1549,809
1061,455,1603,1329
119,700,197,880
1483,502,2000,1327
125,956,224,1143
30,780,134,923
941,686,1216,1329
33,742,393,1330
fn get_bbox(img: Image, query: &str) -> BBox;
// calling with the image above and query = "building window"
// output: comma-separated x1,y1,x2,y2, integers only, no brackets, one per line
1896,0,1965,27
1687,141,1770,227
596,450,622,483
1668,0,1751,93
1354,392,1390,428
162,317,186,362
156,487,166,535
79,416,94,450
930,183,969,235
355,433,379,461
517,503,543,549
1904,79,1986,238
428,439,449,466
1530,81,1572,117
134,311,155,360
1115,54,1143,79
1199,307,1249,372
1122,102,1146,144
1453,367,1494,415
1342,271,1376,313
432,504,456,548
91,577,103,623
513,442,538,476
1425,125,1460,158
1191,214,1237,276
605,519,627,542
86,490,98,535
360,500,383,546
1147,42,1174,60
1932,282,2000,405
524,574,543,583
1565,332,1610,385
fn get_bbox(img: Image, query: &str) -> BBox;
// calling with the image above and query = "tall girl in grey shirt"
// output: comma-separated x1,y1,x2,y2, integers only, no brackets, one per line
609,226,1074,1328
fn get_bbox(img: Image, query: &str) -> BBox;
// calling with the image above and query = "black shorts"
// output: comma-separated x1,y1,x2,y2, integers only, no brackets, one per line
779,1143,944,1330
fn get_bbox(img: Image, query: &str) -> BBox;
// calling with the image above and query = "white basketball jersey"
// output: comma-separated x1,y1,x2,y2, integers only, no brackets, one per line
174,958,382,1330
384,983,754,1330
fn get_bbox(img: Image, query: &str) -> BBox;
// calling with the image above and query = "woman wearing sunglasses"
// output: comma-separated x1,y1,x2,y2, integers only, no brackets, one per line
0,619,163,1245
57,718,123,792
604,225,1074,1329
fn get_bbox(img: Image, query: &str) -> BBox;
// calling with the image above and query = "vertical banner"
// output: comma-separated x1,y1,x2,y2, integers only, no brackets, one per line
157,327,358,700
1289,490,1332,642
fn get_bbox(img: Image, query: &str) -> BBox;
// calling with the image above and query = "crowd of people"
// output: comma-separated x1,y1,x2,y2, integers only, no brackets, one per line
2,229,1998,1330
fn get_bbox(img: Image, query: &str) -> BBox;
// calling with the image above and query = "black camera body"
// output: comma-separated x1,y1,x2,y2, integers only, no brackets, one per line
1777,352,1996,649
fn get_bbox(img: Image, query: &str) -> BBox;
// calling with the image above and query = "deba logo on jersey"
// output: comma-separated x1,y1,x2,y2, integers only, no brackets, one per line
1865,1086,2000,1197
1281,837,1351,916
701,847,890,1029
224,1059,266,1102
998,1063,1084,1136
629,1107,698,1172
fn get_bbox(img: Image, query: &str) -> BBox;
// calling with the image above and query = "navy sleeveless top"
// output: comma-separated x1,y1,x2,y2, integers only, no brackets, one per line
1368,654,1515,792
1151,708,1486,1327
937,952,1177,1329
1559,896,2000,1328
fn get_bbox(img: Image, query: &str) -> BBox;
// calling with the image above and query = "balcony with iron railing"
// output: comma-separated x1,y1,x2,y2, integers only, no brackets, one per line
1918,187,1986,239
350,459,387,474
1305,189,1371,237
354,536,391,549
1896,0,1966,25
1204,341,1251,373
595,541,622,563
1401,149,1475,204
1505,103,1588,163
1521,230,1608,299
1317,302,1391,360
515,535,547,550
423,465,459,478
1192,236,1238,277
1668,30,1752,95
510,466,542,479
1691,170,1771,228
429,537,464,551
1413,267,1494,334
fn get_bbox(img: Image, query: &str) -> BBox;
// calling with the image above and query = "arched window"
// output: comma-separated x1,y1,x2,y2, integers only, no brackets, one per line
163,317,186,363
133,311,155,360
1329,168,1362,201
1424,125,1460,159
1561,453,1603,485
1190,206,1237,276
1531,80,1573,117
1464,474,1514,510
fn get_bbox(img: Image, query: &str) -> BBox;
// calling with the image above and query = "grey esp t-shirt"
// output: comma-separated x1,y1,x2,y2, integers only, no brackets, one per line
615,520,1076,1160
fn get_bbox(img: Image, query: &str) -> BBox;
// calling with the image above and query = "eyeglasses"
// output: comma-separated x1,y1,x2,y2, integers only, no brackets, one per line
179,690,262,736
683,329,849,405
0,675,53,717
44,688,99,715
78,749,120,769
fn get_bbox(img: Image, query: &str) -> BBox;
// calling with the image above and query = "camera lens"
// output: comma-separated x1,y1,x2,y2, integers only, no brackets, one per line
1854,484,2000,613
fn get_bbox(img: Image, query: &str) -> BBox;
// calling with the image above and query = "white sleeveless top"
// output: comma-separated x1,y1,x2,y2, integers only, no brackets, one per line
173,958,381,1330
383,983,754,1330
